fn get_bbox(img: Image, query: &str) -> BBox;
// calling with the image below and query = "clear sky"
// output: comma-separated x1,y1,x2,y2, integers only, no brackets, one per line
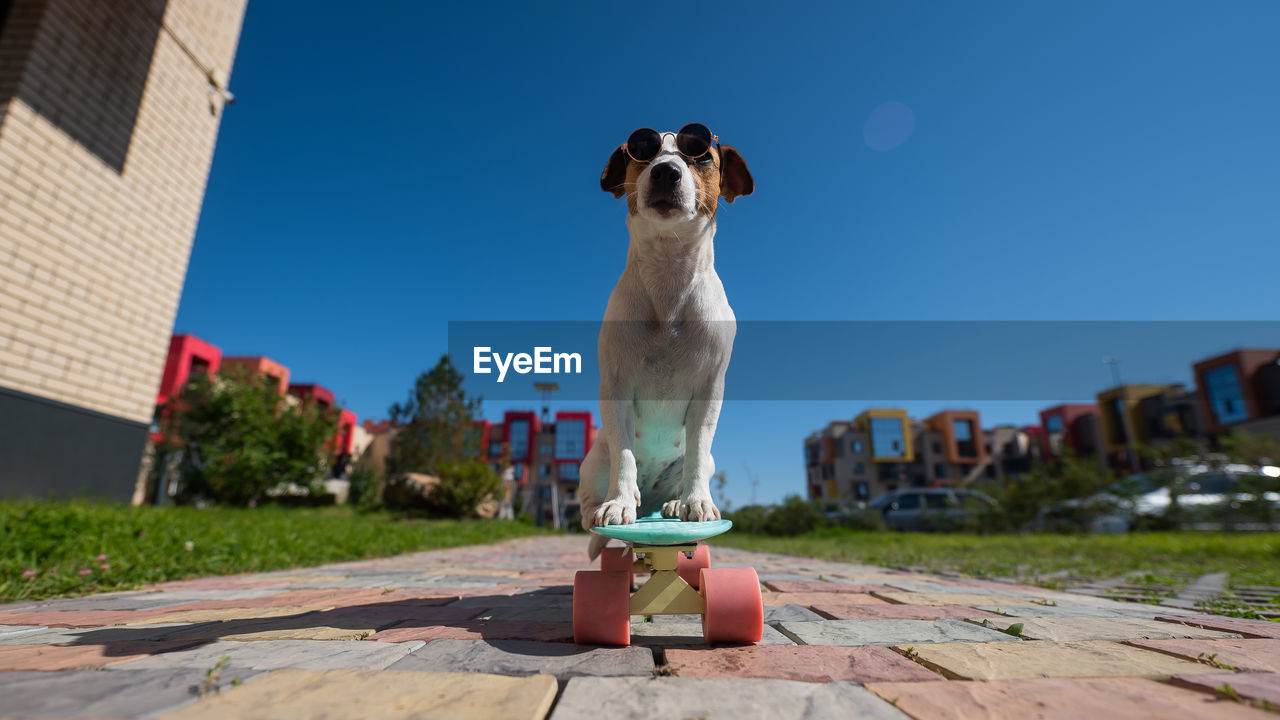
175,1,1280,508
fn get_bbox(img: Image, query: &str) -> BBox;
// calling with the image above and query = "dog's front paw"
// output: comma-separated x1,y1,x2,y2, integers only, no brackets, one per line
679,493,721,522
592,498,637,526
661,499,682,518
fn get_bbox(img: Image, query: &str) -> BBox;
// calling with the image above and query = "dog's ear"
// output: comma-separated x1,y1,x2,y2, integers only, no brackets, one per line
719,145,754,203
600,144,628,199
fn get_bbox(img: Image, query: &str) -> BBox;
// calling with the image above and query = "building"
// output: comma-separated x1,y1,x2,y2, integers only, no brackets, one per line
1096,384,1182,470
0,0,248,500
1193,349,1280,441
141,333,358,500
1038,404,1100,460
479,409,597,527
803,408,1003,503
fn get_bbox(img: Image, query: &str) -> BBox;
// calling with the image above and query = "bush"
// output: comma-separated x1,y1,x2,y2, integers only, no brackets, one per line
726,505,769,534
428,459,503,518
164,368,338,506
346,460,384,511
764,495,826,536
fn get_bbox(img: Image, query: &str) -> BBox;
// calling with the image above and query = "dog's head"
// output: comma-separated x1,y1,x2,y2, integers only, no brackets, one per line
600,126,753,226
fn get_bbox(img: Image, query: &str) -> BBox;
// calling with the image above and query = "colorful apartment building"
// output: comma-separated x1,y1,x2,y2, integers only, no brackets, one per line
472,409,597,527
803,408,1037,503
1193,349,1280,439
1038,404,1100,460
0,0,247,500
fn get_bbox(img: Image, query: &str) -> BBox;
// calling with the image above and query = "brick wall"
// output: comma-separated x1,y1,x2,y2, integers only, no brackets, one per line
0,0,248,424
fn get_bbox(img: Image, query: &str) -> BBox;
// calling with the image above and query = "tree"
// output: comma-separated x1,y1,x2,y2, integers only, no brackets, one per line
386,355,501,516
387,355,483,475
163,366,338,506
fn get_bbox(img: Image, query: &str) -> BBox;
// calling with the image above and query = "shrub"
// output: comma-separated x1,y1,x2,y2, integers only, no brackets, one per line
428,459,503,518
346,460,384,511
163,367,338,506
764,495,826,536
726,505,769,534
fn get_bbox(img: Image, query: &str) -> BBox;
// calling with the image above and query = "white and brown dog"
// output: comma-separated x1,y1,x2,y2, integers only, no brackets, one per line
579,124,753,559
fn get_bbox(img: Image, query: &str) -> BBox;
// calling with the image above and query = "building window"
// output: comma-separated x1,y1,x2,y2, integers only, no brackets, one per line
932,442,941,454
805,443,821,466
854,463,864,474
509,420,530,458
1205,365,1249,424
559,463,579,481
855,482,870,500
1106,398,1128,444
490,442,502,456
934,463,946,478
1045,413,1065,455
540,464,552,478
852,441,863,453
870,417,907,459
540,444,552,455
953,419,977,458
555,419,586,459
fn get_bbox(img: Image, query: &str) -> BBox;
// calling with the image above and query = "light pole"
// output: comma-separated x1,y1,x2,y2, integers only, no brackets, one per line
534,382,562,528
1102,356,1141,473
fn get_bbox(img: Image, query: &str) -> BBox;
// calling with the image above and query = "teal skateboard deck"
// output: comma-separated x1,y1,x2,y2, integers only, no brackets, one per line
591,511,732,546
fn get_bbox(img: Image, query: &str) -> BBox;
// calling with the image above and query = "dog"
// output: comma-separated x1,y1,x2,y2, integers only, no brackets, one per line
579,124,753,560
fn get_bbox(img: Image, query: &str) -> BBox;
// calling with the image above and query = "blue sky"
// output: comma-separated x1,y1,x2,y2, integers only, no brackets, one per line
176,1,1280,507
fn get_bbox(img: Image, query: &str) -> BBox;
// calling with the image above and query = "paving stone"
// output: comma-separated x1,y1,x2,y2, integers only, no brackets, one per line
550,676,911,719
369,619,576,643
977,616,1242,642
761,591,887,607
865,677,1268,720
1156,615,1280,639
882,579,1032,595
112,639,425,671
150,604,483,643
125,604,337,625
0,624,44,637
389,638,654,678
472,604,574,622
874,591,1029,607
973,602,1173,619
0,640,201,671
629,616,795,646
0,667,261,718
763,604,825,623
905,639,1236,680
814,603,1006,621
1126,638,1280,673
0,589,283,614
155,669,558,720
1173,672,1280,707
0,622,216,645
777,618,1019,646
0,608,179,627
665,644,940,683
764,581,897,594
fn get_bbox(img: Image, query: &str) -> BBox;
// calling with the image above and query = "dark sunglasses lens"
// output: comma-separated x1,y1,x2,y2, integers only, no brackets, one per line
677,123,712,157
627,128,661,161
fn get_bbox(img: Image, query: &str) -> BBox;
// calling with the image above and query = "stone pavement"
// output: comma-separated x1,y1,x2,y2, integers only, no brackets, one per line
1,535,1278,719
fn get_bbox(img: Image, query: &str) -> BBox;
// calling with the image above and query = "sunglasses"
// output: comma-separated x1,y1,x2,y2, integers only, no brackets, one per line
625,123,719,163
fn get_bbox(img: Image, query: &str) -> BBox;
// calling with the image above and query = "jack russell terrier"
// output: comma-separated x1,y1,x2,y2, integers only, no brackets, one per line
579,123,753,559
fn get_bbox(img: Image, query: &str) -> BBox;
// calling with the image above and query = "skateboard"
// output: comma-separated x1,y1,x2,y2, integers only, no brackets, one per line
573,512,764,646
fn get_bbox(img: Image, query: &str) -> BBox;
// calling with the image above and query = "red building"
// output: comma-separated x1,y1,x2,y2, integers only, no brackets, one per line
1038,403,1100,459
1193,349,1280,435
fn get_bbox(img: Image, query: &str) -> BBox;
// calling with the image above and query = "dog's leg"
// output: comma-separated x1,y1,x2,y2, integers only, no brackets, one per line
592,397,640,526
674,380,724,522
577,440,609,532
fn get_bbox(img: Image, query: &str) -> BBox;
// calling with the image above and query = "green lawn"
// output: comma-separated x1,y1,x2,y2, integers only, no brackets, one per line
1,501,547,603
715,529,1280,592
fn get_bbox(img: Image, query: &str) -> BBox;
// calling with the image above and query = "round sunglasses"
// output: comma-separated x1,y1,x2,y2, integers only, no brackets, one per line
625,123,718,163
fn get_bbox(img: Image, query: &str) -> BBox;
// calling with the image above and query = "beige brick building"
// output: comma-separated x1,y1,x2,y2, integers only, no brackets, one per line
0,0,247,499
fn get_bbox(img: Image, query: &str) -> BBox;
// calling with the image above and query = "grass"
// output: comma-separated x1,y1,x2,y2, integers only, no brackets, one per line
715,528,1280,590
1,501,548,603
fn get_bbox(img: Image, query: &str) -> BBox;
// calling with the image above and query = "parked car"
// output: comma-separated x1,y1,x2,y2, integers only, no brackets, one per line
1035,464,1280,532
868,488,998,531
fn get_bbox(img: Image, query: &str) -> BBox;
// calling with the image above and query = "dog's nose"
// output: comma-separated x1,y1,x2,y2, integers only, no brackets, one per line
650,162,681,191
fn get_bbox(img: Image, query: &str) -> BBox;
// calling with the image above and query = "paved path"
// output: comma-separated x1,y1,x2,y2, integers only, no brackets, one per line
2,535,1278,719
